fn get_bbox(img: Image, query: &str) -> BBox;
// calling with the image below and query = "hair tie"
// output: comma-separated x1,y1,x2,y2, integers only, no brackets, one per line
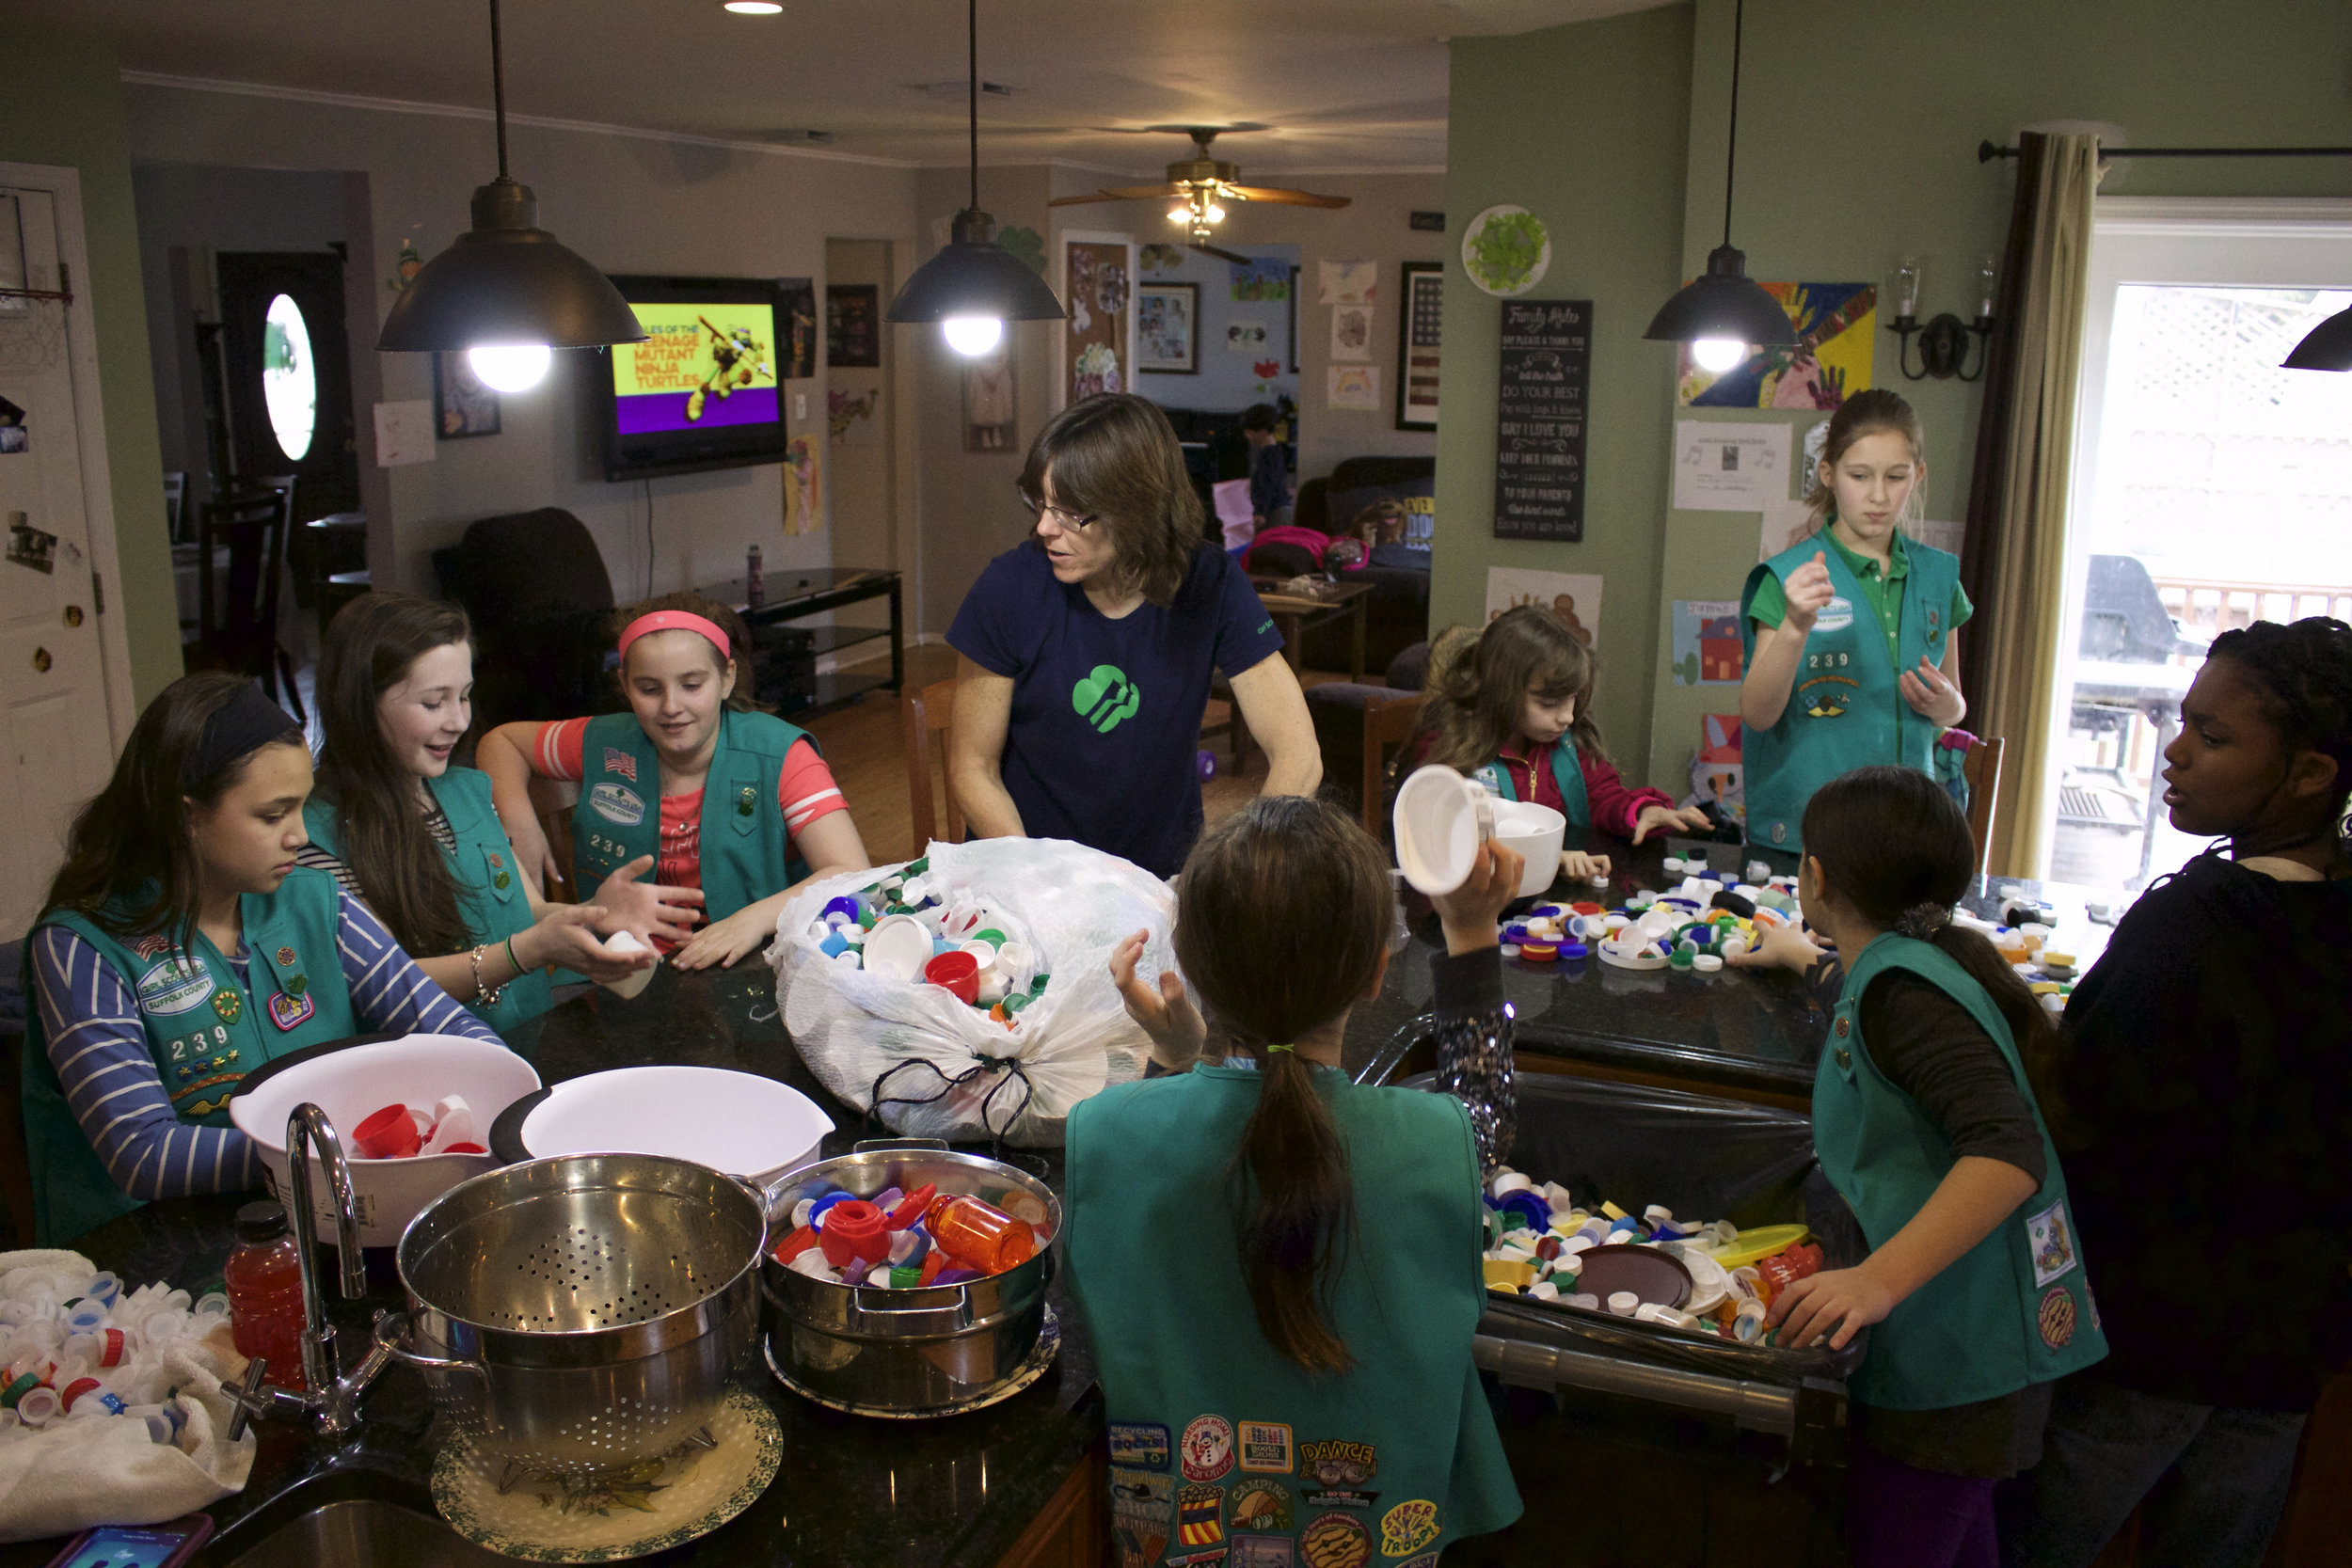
1893,902,1950,941
1263,1043,1295,1054
183,683,302,786
617,610,731,662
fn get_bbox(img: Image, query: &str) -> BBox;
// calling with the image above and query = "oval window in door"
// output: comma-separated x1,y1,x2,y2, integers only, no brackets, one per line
261,293,316,461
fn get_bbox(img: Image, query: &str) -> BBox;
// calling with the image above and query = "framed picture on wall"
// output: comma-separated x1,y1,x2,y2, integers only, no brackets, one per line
433,352,500,438
826,283,881,368
1396,261,1443,431
1136,282,1199,373
1287,264,1301,372
779,277,818,379
963,339,1017,451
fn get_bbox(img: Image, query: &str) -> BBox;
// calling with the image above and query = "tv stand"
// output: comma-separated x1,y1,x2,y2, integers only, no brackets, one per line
703,565,902,721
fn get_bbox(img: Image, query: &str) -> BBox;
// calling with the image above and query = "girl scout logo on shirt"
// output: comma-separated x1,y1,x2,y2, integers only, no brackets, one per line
590,782,646,827
1176,1485,1225,1547
1179,1414,1235,1481
1811,594,1855,632
1238,1420,1293,1473
2038,1286,2078,1350
1230,1479,1295,1532
1299,1511,1372,1568
1073,664,1143,735
1378,1500,1440,1557
267,989,316,1032
210,988,244,1024
2025,1199,2079,1287
1109,1422,1170,1470
135,958,214,1018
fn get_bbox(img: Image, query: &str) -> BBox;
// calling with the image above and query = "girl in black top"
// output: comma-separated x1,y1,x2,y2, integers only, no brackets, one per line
2004,617,2351,1568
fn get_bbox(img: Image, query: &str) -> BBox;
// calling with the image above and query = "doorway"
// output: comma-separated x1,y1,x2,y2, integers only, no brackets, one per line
824,238,898,657
215,250,359,522
2042,199,2352,892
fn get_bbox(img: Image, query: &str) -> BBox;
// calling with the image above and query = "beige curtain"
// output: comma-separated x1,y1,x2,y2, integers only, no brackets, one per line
1971,135,2098,878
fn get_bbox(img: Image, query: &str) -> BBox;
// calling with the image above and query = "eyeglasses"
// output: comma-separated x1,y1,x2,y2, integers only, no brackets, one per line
1019,493,1097,531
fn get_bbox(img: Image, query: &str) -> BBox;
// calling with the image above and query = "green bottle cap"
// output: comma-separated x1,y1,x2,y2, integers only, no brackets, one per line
1669,948,1695,969
1029,974,1050,993
975,927,1008,946
889,1264,921,1289
905,857,930,876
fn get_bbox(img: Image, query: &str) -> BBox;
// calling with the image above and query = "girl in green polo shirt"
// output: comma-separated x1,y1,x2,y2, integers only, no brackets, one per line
1740,389,1972,851
1730,767,2104,1568
1069,798,1524,1567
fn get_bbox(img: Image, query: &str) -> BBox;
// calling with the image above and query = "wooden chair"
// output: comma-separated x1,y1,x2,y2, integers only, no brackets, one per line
903,677,966,850
1359,694,1423,839
528,776,581,903
191,488,305,721
1961,734,2005,876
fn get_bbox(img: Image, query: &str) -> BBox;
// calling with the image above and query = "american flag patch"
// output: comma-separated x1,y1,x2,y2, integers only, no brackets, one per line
603,747,638,783
133,932,171,959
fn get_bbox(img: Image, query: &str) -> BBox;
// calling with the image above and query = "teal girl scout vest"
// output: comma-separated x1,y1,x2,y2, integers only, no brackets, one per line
1815,935,2107,1410
569,710,817,921
1473,739,1592,832
304,766,549,1034
23,868,360,1243
1740,534,1960,852
1066,1067,1521,1568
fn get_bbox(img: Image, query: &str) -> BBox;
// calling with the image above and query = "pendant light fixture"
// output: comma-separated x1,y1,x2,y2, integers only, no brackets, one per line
885,0,1067,355
1644,0,1795,369
2282,304,2352,372
377,0,645,390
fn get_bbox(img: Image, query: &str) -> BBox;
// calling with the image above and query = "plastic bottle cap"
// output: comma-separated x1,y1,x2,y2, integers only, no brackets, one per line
1498,943,1520,958
1694,954,1724,973
1521,942,1558,961
233,1201,290,1246
1607,1291,1639,1316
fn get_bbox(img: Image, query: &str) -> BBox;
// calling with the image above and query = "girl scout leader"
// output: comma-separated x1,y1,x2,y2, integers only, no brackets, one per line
1740,389,1970,851
25,674,506,1244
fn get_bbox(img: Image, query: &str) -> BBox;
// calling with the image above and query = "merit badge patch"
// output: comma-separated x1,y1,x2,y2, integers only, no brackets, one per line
1238,1420,1293,1474
1230,1538,1295,1568
602,746,638,784
1378,1500,1440,1558
589,782,646,827
266,989,315,1032
1298,1511,1372,1568
1163,1551,1231,1568
1109,1468,1172,1568
1111,1422,1171,1471
1229,1479,1295,1533
1180,1415,1235,1481
1176,1485,1225,1548
1298,1439,1376,1489
1393,1558,1439,1568
2026,1199,2079,1288
210,988,244,1025
2039,1287,2078,1351
135,958,213,1018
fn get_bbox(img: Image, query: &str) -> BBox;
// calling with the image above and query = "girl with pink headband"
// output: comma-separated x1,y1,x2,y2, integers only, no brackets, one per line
481,591,870,969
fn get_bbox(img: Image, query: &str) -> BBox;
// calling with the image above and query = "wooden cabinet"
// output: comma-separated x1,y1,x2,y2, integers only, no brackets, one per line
993,1441,1107,1568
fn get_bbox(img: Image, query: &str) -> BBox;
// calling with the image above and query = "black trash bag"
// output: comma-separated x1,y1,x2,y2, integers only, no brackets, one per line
1395,1069,1868,1387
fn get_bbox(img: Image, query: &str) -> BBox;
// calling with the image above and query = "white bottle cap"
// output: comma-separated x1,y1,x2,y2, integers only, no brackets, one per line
1607,1291,1639,1316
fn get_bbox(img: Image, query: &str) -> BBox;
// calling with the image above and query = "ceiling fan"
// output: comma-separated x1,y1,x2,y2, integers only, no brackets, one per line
1049,128,1350,252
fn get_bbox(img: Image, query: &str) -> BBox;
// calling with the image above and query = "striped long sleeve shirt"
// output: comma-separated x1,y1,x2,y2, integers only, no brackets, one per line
31,895,503,1203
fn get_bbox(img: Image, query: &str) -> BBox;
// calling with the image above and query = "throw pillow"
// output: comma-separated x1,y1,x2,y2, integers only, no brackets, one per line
1325,478,1435,563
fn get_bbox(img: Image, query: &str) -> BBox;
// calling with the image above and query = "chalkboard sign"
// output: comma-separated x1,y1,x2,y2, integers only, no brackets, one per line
1493,299,1592,542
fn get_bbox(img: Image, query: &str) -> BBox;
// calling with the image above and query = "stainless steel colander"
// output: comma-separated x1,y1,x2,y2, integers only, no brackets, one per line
377,1153,767,1474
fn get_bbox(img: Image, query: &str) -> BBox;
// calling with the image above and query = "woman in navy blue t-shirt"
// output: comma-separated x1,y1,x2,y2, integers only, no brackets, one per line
947,394,1320,879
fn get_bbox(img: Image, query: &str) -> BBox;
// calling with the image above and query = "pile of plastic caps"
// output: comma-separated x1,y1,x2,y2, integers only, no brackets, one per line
1498,858,1802,974
0,1261,233,1446
771,1181,1052,1289
1477,1165,1824,1344
349,1094,485,1160
1966,888,2078,1015
801,857,1051,1028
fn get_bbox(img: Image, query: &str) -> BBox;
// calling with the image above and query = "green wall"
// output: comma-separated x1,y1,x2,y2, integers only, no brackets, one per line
0,29,177,705
1434,3,1694,784
1441,0,2352,798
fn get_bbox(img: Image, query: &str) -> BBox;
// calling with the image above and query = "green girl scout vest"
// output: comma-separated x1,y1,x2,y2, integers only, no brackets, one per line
1066,1067,1522,1568
1814,934,2107,1410
570,709,817,922
1473,738,1593,832
23,868,360,1244
304,766,549,1034
1740,534,1960,852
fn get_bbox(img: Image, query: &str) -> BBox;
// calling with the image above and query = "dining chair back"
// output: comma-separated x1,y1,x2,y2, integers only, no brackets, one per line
902,678,966,851
1961,734,2006,876
194,488,305,721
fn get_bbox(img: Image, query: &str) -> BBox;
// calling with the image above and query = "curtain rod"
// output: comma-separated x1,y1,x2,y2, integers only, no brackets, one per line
1979,139,2352,164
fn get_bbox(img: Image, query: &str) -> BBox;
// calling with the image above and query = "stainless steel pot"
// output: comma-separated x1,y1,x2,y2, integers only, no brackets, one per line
760,1141,1057,1414
377,1153,767,1474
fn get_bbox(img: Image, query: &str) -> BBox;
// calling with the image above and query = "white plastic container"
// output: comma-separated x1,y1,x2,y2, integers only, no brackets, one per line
513,1065,834,1193
1489,800,1568,898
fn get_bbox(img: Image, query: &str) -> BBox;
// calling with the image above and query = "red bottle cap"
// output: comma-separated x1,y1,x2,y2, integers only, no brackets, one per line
58,1377,101,1412
818,1199,888,1269
925,950,980,1005
771,1224,818,1265
353,1103,421,1160
887,1183,937,1230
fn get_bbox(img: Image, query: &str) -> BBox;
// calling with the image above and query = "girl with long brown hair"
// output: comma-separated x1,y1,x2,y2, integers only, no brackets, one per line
1415,604,1708,879
1064,797,1524,1562
302,594,673,1030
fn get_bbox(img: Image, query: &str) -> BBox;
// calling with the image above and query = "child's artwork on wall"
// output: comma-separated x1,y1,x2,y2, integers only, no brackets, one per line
1677,283,1875,410
1326,365,1379,411
963,341,1016,451
1671,420,1788,510
1226,320,1268,354
1685,712,1744,820
784,435,823,535
1671,601,1744,686
1484,566,1600,645
1317,260,1377,306
1329,304,1373,362
1229,256,1289,301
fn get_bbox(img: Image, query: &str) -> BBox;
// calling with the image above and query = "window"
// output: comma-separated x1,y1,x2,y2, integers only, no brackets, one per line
261,292,315,461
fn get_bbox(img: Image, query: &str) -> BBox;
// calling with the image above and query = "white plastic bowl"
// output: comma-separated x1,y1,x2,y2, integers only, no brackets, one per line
1392,766,1494,895
230,1034,541,1246
1490,799,1567,898
516,1066,833,1190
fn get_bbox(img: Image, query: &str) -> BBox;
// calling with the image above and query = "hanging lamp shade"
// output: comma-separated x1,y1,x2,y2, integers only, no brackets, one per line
2281,305,2352,372
1645,243,1798,347
378,177,644,352
886,208,1066,325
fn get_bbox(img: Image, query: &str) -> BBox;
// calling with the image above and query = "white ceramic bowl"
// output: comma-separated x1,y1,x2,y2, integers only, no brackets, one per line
230,1034,542,1246
516,1066,834,1191
1490,800,1567,898
1392,766,1494,895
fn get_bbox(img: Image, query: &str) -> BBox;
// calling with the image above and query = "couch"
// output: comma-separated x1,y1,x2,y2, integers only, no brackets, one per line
1247,455,1434,675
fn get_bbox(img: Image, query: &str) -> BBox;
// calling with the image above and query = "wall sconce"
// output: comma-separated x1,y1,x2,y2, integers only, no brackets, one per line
1886,254,1996,381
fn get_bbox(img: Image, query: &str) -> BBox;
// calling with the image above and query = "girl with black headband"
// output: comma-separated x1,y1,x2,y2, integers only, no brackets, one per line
23,673,506,1244
1729,766,2103,1568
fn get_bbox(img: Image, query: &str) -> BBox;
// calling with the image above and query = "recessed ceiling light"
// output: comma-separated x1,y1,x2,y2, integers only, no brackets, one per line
723,2,784,13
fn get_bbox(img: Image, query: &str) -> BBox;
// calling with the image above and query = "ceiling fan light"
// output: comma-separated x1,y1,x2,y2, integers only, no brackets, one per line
2282,304,2352,371
1168,206,1190,224
1204,203,1226,224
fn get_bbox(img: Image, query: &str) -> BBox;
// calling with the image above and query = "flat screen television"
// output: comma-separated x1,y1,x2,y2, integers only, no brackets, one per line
596,274,797,482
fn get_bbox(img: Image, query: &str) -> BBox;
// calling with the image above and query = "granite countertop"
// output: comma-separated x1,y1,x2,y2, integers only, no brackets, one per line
0,965,1100,1568
1344,833,2115,1096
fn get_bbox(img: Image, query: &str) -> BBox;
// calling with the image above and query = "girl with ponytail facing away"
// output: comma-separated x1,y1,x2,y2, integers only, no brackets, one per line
1730,766,2104,1568
1064,797,1523,1562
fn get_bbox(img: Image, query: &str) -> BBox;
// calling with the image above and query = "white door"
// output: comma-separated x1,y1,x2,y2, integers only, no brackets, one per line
0,184,119,934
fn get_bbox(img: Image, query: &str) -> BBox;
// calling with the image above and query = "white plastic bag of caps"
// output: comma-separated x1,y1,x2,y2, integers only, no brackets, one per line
770,836,1176,1147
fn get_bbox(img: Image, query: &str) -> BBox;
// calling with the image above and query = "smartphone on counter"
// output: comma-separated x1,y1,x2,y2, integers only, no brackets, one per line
42,1515,215,1568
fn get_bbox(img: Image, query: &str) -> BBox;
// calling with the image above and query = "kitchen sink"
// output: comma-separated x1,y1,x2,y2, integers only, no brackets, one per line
206,1472,512,1568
